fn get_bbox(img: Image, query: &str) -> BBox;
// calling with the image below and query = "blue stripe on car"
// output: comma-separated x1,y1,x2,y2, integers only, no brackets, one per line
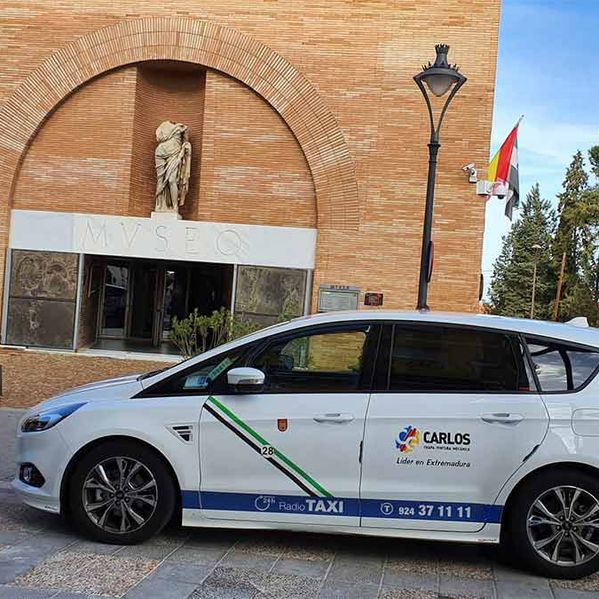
181,491,502,524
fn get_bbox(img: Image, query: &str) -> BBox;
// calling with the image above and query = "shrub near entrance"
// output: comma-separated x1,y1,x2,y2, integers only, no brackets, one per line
170,308,261,358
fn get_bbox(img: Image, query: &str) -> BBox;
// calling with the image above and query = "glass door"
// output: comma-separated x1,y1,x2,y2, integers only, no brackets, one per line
129,263,157,340
100,264,130,337
161,265,189,342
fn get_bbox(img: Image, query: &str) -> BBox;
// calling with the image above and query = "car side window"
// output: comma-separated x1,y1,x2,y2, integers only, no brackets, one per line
146,348,245,395
388,325,528,392
525,337,599,392
250,325,370,393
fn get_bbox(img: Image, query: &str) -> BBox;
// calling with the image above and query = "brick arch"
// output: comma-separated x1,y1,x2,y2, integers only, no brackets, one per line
0,17,358,231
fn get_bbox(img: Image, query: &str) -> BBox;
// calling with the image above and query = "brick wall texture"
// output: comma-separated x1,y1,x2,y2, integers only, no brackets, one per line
12,67,138,216
0,1,500,404
198,70,317,228
128,63,207,220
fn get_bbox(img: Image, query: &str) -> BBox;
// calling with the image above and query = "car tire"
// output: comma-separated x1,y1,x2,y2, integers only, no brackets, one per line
505,468,599,579
67,439,176,544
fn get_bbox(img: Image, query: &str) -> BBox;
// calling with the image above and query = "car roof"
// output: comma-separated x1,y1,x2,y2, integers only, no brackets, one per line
248,310,599,348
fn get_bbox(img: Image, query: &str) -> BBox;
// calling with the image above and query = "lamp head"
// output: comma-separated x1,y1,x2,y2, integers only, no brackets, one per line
416,44,465,97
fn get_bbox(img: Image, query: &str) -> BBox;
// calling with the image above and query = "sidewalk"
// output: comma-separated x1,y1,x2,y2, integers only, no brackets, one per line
0,408,23,483
1,409,599,598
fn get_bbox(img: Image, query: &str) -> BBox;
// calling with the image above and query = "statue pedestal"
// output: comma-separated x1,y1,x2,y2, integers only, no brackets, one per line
151,211,182,221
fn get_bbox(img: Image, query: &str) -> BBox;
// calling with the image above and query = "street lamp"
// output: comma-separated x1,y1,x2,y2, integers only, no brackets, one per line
414,44,467,310
530,243,542,319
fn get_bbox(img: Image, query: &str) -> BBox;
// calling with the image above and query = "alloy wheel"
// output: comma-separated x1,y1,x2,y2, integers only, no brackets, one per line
81,456,158,534
527,485,599,567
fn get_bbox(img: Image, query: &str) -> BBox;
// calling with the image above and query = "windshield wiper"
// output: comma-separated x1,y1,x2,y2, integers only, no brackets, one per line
138,367,168,381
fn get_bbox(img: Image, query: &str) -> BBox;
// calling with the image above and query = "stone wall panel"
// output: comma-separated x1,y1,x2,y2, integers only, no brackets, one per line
6,250,79,349
6,297,75,349
9,250,78,300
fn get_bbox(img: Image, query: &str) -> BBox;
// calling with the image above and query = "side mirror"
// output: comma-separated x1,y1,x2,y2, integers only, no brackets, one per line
227,367,265,394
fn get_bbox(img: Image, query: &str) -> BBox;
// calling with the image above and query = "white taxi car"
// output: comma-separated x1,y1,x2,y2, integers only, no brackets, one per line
12,311,599,578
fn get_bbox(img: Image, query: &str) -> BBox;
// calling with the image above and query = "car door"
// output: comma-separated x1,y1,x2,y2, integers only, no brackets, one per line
360,322,549,533
199,322,379,527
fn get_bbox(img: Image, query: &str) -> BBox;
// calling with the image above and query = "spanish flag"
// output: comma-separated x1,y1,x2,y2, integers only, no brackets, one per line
488,118,522,220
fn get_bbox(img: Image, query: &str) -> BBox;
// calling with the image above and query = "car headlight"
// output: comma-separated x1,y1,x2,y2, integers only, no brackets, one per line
21,402,86,433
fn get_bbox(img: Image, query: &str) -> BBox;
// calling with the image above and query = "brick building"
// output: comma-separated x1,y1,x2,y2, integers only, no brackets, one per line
0,0,500,365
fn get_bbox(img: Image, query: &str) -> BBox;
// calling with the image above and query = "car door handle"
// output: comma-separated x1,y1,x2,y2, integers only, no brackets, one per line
313,413,354,424
481,413,524,425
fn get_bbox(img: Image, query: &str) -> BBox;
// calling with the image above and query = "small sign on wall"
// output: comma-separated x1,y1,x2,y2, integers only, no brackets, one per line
318,285,360,312
364,292,384,307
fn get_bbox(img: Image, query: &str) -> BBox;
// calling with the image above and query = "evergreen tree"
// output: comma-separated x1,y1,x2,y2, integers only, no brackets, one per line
488,184,555,319
578,146,599,321
589,145,599,179
553,149,599,323
553,151,588,291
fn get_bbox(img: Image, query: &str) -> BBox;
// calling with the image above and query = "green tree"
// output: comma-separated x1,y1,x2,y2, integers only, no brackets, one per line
553,148,599,323
553,151,588,291
588,145,599,179
488,184,555,319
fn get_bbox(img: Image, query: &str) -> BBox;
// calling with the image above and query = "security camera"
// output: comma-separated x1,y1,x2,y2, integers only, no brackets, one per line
476,180,507,199
462,163,478,183
493,182,508,200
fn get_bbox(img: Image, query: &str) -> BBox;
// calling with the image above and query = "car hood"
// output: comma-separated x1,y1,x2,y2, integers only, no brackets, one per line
28,374,143,413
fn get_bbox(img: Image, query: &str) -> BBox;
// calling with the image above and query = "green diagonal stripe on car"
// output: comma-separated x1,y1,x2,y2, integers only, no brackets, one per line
207,396,332,498
208,396,270,445
270,450,332,498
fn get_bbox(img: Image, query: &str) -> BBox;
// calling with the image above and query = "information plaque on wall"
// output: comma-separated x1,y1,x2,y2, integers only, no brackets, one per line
364,292,384,307
317,284,360,312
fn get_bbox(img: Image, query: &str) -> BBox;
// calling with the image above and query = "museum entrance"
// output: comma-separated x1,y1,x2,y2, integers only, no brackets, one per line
88,256,233,352
2,248,311,353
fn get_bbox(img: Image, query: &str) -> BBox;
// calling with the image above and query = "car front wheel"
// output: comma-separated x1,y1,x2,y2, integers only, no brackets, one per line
506,468,599,579
68,440,176,544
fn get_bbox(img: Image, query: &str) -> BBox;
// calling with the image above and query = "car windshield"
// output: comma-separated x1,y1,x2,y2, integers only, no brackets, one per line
136,322,294,383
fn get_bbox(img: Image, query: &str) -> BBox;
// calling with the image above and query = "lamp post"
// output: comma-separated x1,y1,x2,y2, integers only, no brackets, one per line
414,44,467,310
530,243,542,319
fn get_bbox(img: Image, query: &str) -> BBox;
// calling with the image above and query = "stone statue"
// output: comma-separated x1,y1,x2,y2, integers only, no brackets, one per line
154,121,192,215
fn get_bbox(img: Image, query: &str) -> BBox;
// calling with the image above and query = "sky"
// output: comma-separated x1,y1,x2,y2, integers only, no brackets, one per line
481,0,599,291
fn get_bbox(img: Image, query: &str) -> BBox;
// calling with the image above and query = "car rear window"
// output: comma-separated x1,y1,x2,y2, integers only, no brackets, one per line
525,337,599,392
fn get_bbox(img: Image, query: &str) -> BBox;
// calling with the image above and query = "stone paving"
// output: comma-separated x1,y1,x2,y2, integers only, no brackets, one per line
2,408,599,598
2,489,599,599
0,409,22,483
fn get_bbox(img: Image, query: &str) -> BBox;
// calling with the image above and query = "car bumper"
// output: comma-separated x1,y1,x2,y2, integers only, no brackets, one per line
11,478,61,513
12,426,72,514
